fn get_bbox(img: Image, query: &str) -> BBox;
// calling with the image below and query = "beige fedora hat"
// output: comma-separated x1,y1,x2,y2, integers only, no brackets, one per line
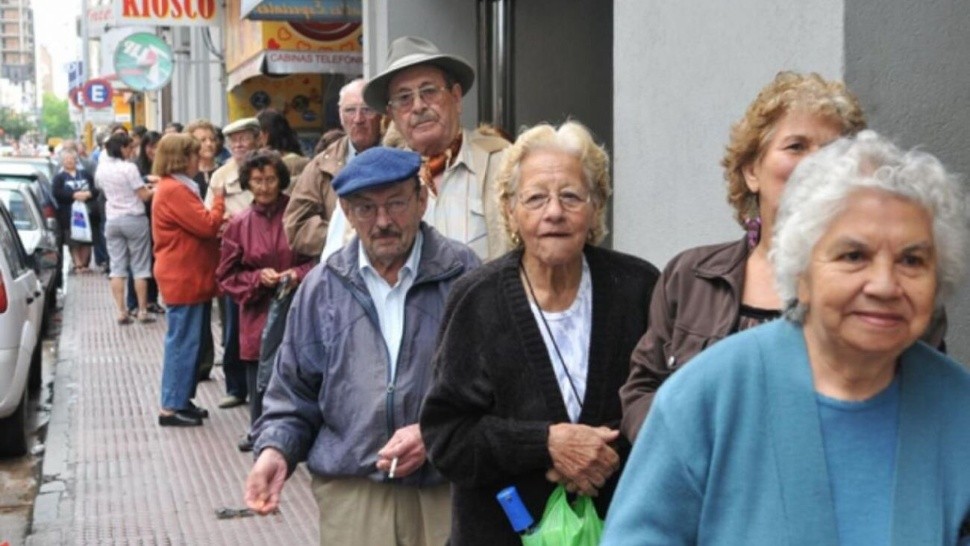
363,36,475,111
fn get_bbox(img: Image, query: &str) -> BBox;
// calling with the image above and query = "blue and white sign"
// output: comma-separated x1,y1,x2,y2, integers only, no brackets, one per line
67,61,85,90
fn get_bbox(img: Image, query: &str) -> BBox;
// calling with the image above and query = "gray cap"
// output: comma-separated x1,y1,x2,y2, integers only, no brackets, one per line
222,117,260,136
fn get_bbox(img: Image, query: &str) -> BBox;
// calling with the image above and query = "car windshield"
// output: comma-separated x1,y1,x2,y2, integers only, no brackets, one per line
0,189,37,230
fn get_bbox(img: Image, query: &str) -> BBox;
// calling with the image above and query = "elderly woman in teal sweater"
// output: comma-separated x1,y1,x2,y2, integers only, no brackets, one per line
602,131,970,545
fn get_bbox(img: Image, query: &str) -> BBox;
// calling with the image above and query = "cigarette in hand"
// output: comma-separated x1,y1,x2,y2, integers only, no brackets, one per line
389,457,399,479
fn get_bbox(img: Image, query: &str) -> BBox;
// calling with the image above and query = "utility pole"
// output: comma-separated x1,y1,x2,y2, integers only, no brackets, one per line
79,0,90,145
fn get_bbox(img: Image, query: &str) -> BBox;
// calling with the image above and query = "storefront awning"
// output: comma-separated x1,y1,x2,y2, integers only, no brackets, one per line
226,52,266,91
226,49,363,91
241,0,361,22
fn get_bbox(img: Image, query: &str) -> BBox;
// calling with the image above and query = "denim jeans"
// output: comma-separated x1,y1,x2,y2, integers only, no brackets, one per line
219,295,247,400
160,303,205,410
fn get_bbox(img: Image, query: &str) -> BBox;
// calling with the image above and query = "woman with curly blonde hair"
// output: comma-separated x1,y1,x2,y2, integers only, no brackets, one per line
618,71,913,441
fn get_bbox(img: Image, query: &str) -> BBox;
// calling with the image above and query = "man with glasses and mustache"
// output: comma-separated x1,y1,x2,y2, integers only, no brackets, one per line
245,147,479,545
284,78,382,257
321,36,512,263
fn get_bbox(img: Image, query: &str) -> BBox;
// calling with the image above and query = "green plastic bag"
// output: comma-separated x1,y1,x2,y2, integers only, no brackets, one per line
521,485,604,546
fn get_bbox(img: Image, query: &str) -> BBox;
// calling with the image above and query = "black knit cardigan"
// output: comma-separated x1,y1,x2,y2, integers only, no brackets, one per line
421,245,660,546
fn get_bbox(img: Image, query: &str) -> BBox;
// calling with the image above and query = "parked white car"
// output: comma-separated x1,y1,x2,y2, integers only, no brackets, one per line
0,198,44,457
0,180,61,334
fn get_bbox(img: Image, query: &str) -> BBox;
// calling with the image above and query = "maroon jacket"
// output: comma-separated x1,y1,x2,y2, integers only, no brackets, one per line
216,194,315,361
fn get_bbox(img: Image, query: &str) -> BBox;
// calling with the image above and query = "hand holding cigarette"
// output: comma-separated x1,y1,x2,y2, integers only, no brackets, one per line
376,424,426,479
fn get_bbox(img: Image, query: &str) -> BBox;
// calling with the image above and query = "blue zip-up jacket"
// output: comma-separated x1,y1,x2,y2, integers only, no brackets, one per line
253,222,481,486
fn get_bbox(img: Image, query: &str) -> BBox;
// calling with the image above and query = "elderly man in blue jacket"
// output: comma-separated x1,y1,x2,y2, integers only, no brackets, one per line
245,147,480,545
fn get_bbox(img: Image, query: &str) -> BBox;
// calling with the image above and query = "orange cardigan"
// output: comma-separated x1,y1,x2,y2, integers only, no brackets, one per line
152,176,226,305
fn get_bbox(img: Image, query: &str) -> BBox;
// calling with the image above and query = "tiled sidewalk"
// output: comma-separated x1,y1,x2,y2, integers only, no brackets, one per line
29,273,318,545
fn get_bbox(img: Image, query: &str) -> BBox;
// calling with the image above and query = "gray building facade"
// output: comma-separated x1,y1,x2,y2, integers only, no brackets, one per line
364,0,970,361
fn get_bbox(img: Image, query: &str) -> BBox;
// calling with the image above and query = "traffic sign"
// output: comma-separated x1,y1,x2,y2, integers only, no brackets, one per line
69,86,84,109
83,79,113,109
67,61,85,90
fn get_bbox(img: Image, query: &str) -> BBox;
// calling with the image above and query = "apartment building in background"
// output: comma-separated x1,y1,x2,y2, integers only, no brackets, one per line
0,0,35,112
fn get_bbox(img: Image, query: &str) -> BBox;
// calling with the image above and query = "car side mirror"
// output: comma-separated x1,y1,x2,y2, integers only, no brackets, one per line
25,253,38,273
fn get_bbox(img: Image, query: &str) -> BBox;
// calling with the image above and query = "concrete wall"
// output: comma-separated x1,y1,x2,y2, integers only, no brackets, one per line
363,0,479,126
845,0,970,361
612,0,844,266
512,0,613,147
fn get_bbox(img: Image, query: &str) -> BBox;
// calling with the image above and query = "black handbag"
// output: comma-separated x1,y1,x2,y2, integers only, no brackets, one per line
256,283,296,393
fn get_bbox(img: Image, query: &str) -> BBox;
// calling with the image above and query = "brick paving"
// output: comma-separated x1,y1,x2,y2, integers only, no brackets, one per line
30,273,318,545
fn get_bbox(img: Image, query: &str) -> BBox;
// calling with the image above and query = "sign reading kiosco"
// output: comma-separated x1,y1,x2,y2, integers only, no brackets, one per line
114,33,174,92
115,0,223,28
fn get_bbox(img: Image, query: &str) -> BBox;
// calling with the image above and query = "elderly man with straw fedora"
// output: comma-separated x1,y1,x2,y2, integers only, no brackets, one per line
321,36,512,262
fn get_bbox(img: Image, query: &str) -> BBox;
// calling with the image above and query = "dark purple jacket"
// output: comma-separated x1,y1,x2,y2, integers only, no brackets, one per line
216,194,315,361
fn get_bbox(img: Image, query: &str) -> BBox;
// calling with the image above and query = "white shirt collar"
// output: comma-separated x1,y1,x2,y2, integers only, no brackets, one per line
358,229,424,287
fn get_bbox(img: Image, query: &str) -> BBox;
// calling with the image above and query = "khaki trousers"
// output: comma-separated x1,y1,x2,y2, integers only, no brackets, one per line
311,476,451,546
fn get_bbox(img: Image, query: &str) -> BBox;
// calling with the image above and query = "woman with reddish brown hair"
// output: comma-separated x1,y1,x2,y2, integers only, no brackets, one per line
151,133,226,427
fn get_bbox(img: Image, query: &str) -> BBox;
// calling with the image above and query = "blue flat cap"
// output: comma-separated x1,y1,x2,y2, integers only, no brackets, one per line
332,147,422,197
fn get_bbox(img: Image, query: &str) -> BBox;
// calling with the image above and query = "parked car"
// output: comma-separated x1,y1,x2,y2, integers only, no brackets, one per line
0,199,45,457
0,156,57,184
0,165,64,290
0,161,58,222
0,180,59,324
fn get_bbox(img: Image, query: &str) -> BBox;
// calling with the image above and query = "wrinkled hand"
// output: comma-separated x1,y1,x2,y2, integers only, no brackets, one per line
376,424,426,479
245,448,288,515
547,424,620,496
279,269,298,288
259,268,282,287
544,468,591,495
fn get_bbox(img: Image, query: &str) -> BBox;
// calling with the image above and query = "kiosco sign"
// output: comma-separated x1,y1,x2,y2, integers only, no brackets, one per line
114,0,223,27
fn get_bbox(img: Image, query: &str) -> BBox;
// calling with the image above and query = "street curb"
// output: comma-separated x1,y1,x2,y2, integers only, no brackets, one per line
27,290,79,544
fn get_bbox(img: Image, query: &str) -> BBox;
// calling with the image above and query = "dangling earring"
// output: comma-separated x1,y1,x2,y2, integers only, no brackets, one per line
744,194,761,248
744,216,761,248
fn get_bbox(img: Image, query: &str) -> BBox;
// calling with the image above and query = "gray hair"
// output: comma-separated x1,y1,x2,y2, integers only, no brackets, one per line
772,130,968,321
496,120,611,246
338,78,366,106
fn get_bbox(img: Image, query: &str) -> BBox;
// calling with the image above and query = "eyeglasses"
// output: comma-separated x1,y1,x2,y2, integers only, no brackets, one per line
249,175,279,187
348,192,415,220
228,133,255,145
340,105,378,119
515,190,591,212
387,84,449,112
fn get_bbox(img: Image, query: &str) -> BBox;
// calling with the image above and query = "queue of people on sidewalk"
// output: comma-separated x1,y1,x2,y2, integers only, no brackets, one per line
83,34,970,545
